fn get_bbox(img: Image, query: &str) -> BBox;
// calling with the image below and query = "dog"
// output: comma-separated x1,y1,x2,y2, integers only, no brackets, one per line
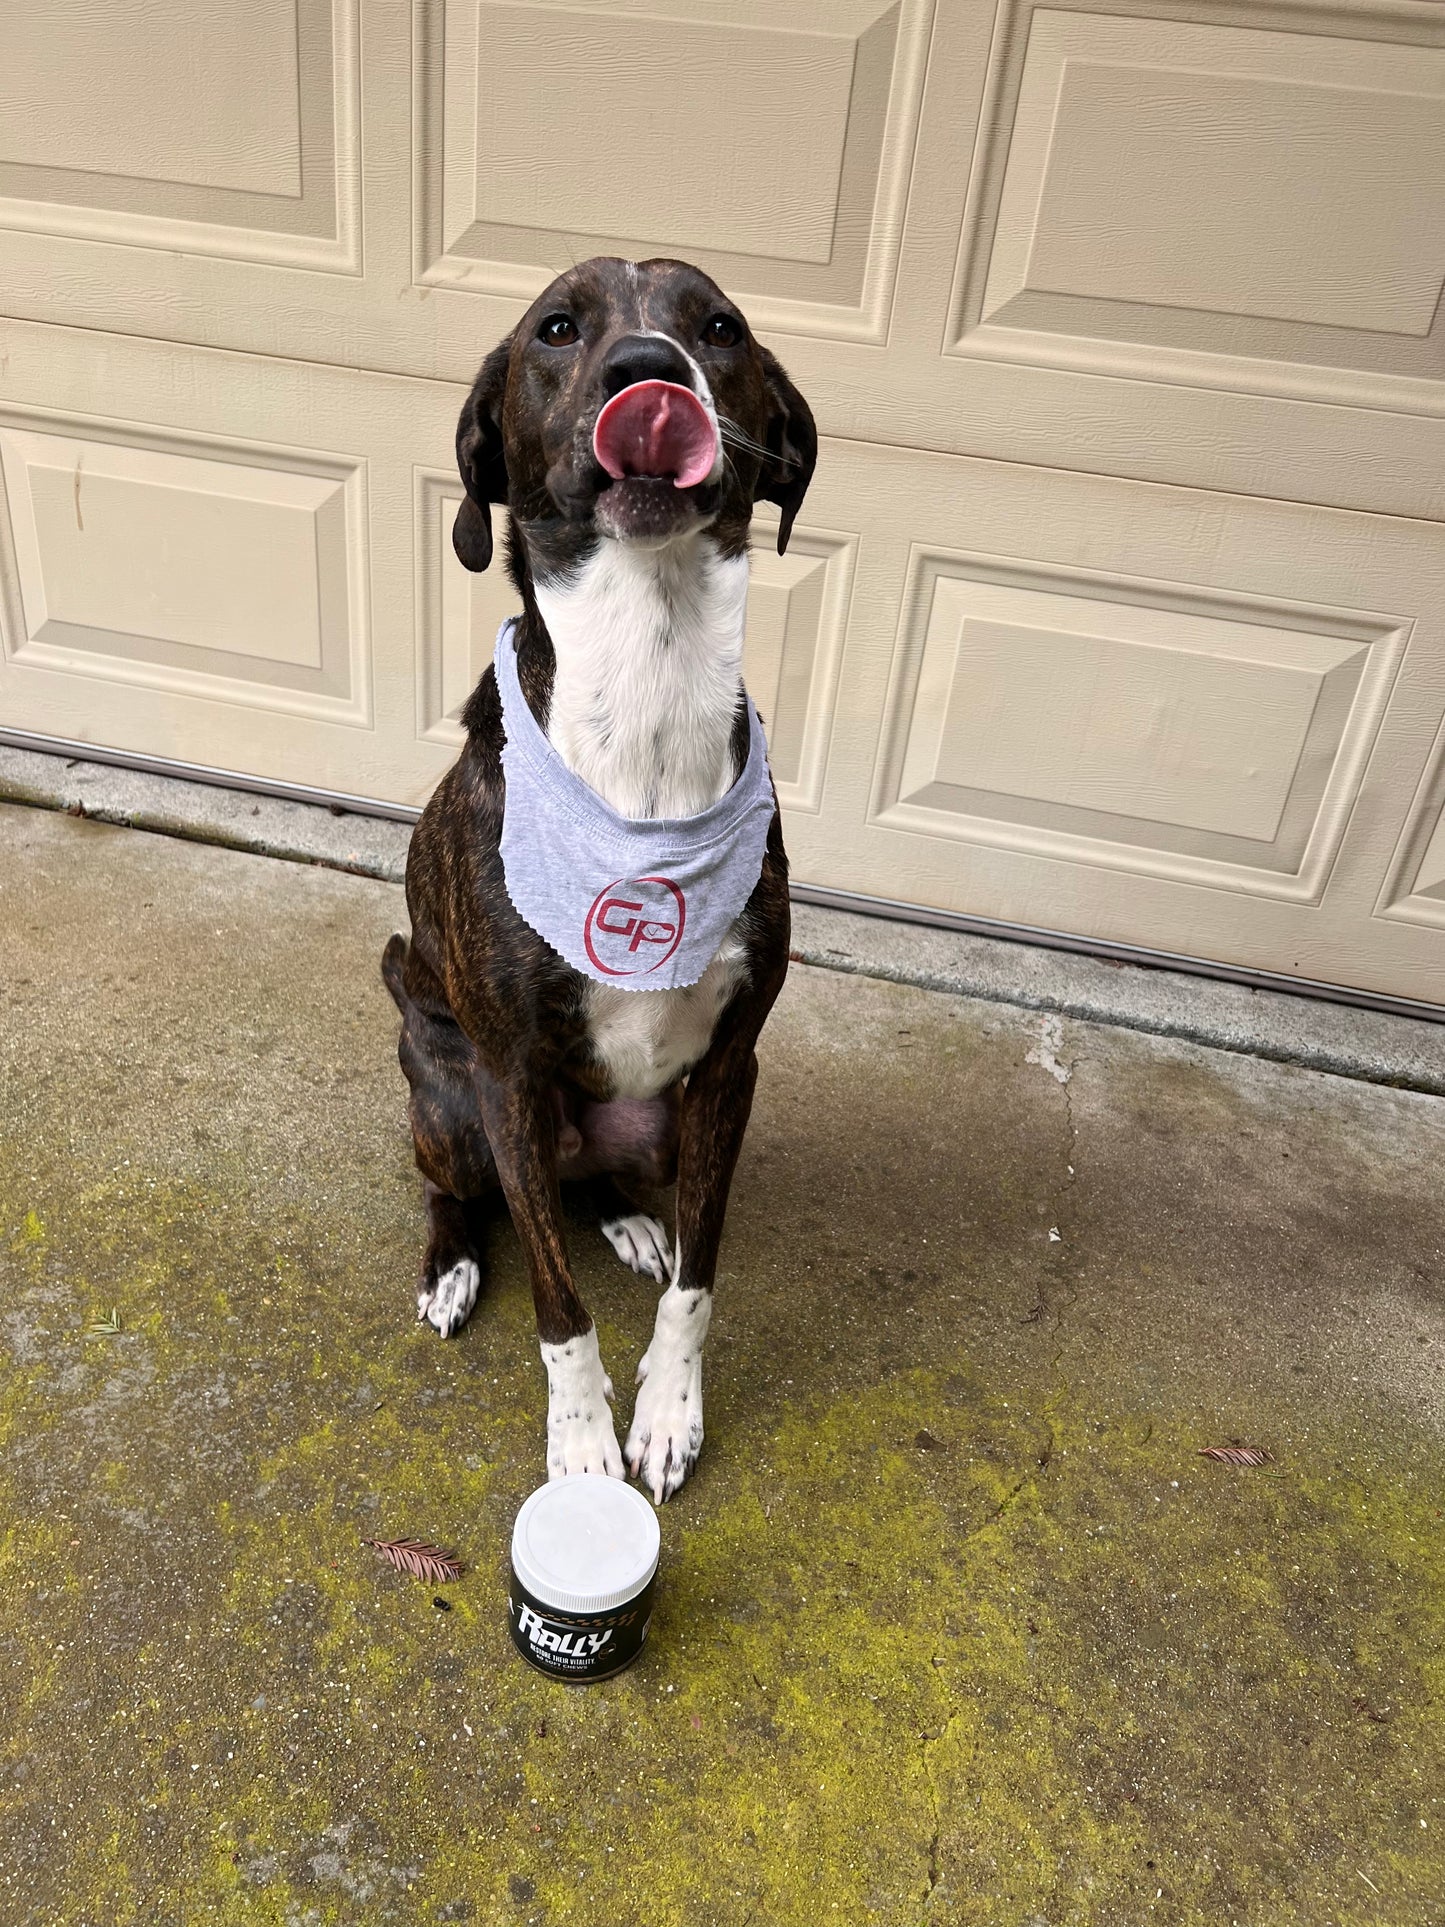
382,256,817,1501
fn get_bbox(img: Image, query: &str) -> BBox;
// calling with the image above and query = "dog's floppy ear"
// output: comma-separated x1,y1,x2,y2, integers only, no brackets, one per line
452,332,513,572
756,346,818,557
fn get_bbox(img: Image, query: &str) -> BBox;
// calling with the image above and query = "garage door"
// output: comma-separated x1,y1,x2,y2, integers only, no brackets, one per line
1,0,1443,1008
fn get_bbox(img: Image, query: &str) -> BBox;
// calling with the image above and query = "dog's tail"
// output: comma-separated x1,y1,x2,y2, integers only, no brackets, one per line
381,932,409,1013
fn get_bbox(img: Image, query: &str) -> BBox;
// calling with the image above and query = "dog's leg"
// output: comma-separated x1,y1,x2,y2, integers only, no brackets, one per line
588,1174,674,1286
556,1089,680,1285
417,1181,490,1337
626,1036,759,1502
478,1072,624,1481
389,937,500,1337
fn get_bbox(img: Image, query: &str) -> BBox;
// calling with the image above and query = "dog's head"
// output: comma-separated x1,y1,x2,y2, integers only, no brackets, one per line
452,257,816,578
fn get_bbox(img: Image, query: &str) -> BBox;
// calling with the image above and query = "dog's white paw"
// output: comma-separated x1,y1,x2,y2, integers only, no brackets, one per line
601,1212,673,1284
625,1284,711,1503
541,1327,624,1480
417,1259,480,1338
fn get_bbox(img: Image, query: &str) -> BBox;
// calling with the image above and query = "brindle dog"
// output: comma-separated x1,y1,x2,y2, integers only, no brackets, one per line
383,255,816,1500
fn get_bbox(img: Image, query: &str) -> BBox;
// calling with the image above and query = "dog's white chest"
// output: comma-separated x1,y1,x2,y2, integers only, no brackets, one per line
584,931,748,1099
534,537,749,820
537,529,757,1092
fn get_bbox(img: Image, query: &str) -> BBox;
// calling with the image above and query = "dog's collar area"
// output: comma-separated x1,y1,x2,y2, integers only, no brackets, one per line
495,619,761,838
493,619,776,989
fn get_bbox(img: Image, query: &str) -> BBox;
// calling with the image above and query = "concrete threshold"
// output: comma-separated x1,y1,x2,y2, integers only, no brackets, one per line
2,741,1442,1098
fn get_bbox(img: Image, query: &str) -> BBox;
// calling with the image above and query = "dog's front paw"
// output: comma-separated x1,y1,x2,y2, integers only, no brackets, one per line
601,1212,673,1284
417,1258,480,1338
625,1284,711,1503
540,1327,624,1480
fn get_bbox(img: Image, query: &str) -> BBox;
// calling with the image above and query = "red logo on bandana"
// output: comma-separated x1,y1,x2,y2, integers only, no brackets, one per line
583,876,687,977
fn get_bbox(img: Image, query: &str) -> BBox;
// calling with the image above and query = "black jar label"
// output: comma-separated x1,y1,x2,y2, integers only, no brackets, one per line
507,1565,655,1681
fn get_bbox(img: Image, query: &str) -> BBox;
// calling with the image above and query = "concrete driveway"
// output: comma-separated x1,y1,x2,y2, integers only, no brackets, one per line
1,802,1441,1926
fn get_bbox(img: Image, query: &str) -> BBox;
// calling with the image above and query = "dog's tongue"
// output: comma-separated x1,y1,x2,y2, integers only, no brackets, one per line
593,380,717,489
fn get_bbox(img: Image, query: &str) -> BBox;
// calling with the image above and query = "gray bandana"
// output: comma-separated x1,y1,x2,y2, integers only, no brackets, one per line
494,620,776,990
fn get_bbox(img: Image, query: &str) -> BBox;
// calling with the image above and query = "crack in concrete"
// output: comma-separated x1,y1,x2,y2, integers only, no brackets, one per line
1047,1058,1083,1350
1035,1041,1084,1477
911,1020,1087,1913
918,1678,965,1917
915,1445,1059,1914
916,1422,1070,1906
915,1021,1090,1909
919,1748,945,1909
915,1427,1070,1915
1020,1026,1084,1340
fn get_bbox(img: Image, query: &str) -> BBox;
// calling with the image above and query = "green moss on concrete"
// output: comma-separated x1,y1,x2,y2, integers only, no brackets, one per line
3,810,1444,1925
3,1150,1441,1926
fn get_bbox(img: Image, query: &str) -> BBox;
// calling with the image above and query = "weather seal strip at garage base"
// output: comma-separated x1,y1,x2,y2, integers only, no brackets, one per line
1,723,1441,1029
788,884,1445,1027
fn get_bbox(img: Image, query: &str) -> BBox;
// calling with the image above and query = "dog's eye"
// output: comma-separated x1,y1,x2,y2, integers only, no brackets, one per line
538,314,579,347
702,314,741,348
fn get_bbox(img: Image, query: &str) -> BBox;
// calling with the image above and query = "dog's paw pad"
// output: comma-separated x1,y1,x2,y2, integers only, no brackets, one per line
601,1213,673,1284
417,1258,480,1338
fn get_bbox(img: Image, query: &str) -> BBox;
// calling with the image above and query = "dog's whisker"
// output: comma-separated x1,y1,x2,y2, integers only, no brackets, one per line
717,417,769,456
718,417,801,472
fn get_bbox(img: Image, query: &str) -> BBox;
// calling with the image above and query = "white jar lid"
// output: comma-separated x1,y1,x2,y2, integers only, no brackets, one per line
511,1475,661,1614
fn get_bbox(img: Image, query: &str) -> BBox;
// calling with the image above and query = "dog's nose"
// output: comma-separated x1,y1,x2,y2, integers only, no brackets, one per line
599,334,695,400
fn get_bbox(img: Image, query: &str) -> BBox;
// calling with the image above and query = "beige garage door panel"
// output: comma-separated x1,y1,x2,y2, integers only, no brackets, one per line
0,0,356,271
1388,726,1445,936
2,3,1444,1004
0,328,454,806
0,0,932,354
933,3,1445,411
3,1,304,197
785,438,1445,1003
417,0,930,340
0,0,1442,522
